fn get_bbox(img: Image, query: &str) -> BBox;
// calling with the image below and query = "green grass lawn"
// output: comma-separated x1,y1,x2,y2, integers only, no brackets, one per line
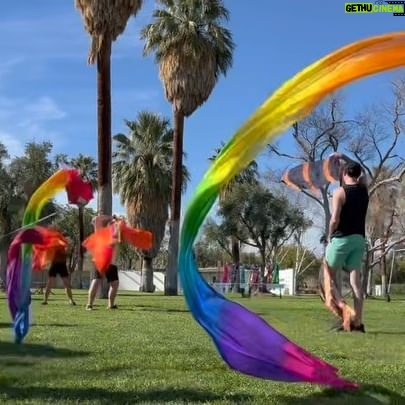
1,291,405,404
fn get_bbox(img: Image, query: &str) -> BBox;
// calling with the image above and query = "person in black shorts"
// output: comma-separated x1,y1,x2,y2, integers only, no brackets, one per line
86,214,120,310
86,264,119,310
42,244,76,306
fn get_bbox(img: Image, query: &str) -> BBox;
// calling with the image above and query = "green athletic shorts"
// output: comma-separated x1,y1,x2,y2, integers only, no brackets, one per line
325,234,366,271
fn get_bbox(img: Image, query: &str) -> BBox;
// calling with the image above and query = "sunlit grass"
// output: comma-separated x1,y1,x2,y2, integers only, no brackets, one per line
1,290,405,404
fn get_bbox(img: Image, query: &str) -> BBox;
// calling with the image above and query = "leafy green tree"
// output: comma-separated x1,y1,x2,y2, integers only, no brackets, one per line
202,217,232,258
10,141,56,200
219,183,308,279
209,143,259,264
194,238,230,268
0,143,25,282
115,242,141,272
53,205,96,275
0,142,57,281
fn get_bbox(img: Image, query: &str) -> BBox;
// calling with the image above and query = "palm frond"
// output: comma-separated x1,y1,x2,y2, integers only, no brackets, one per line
75,0,143,63
112,110,189,257
140,0,234,116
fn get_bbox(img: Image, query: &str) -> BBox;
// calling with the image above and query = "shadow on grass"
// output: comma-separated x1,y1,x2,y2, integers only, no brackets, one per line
115,293,141,297
121,304,190,314
276,384,405,404
0,341,90,359
31,323,79,328
0,322,10,329
0,386,252,403
368,331,405,336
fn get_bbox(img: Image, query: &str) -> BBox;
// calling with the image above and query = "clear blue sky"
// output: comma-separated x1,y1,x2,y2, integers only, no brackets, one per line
0,1,404,249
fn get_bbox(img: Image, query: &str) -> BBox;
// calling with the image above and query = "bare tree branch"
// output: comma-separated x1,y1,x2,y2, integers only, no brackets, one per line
267,145,304,162
369,236,405,265
277,228,296,250
369,166,405,197
353,151,374,179
238,214,263,250
301,188,324,206
215,239,232,258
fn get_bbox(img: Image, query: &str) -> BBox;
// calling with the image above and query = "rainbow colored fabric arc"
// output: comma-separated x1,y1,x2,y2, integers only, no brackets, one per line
178,32,405,388
6,169,93,343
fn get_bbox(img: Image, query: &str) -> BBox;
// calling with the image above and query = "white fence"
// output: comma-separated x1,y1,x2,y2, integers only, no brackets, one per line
118,271,166,292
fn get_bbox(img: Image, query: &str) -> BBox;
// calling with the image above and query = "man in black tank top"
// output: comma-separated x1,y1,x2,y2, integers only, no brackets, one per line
325,160,369,332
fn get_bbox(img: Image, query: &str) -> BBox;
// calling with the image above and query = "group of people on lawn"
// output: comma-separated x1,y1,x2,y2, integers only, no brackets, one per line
37,152,371,332
41,213,120,311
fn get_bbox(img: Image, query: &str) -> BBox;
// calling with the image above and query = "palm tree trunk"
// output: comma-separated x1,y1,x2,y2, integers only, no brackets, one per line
142,257,154,292
78,205,85,289
97,35,113,299
166,110,184,296
97,36,113,216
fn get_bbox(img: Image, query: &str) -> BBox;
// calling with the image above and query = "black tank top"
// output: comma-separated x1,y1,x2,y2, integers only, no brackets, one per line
332,184,369,238
53,246,67,263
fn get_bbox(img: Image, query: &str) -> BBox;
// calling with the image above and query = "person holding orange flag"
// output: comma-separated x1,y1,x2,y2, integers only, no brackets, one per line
83,214,152,310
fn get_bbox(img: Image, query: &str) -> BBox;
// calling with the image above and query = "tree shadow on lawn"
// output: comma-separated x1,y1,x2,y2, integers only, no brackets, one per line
121,304,190,314
368,331,405,336
0,341,90,359
32,323,80,328
1,322,79,329
276,384,405,404
0,386,252,404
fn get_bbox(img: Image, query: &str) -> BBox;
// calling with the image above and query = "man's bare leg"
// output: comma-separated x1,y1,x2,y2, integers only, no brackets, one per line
86,279,101,310
62,277,76,305
349,269,364,327
43,277,54,304
108,280,119,309
323,260,354,331
335,269,343,295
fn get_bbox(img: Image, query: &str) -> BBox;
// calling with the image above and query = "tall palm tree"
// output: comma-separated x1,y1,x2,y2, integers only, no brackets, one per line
113,111,189,292
141,0,234,295
209,142,259,265
75,0,143,217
